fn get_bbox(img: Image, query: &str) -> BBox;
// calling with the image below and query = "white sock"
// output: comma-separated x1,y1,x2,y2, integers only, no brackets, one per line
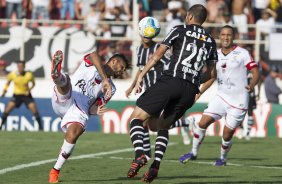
191,123,206,156
53,73,67,87
54,139,75,170
220,138,232,160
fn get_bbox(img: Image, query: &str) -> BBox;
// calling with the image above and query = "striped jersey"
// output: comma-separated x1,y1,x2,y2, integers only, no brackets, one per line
136,41,170,89
162,24,218,87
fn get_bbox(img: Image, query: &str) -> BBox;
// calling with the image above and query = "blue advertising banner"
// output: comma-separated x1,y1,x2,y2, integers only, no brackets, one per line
0,97,100,132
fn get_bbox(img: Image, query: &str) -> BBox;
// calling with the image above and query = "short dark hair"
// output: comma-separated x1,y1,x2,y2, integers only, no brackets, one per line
188,4,207,24
16,60,25,65
220,25,236,35
109,53,131,69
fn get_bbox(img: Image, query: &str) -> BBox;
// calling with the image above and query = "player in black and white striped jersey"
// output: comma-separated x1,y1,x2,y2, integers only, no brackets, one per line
126,4,218,182
126,36,193,161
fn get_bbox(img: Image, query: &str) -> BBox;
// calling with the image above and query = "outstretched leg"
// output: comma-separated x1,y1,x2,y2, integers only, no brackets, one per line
51,50,70,94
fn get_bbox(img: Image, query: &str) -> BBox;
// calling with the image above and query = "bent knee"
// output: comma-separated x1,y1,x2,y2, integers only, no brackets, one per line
130,106,150,121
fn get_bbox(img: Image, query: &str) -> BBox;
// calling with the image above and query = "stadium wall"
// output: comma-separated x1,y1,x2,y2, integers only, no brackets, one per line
0,97,282,138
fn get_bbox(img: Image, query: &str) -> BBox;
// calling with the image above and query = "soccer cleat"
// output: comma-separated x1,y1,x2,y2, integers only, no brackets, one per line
127,154,147,178
214,158,226,166
141,167,159,183
179,152,197,164
51,50,63,79
48,168,60,183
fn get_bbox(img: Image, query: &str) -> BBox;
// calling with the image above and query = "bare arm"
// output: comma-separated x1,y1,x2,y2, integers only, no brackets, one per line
125,69,141,98
1,80,11,97
134,45,168,93
246,66,260,92
196,63,217,101
88,51,112,100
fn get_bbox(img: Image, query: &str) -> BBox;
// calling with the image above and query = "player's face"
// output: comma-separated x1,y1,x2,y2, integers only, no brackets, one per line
219,28,234,49
17,63,25,74
112,58,127,78
141,36,152,44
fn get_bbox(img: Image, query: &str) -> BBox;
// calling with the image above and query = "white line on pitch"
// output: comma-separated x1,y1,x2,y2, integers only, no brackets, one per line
0,142,177,175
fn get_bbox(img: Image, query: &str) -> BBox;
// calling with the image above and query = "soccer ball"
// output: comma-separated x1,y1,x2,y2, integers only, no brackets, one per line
138,17,161,38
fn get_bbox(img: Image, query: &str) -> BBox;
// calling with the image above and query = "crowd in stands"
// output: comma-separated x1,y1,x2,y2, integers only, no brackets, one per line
0,0,281,102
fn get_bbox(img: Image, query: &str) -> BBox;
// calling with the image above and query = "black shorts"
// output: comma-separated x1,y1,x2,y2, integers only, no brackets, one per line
10,94,35,108
137,75,198,122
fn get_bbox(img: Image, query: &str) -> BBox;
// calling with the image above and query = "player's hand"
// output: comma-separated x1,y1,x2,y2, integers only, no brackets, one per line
195,93,201,102
125,87,133,98
102,79,112,100
245,85,254,92
97,105,108,115
133,77,143,95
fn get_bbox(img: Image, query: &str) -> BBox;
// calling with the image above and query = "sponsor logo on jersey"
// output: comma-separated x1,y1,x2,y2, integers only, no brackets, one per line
186,31,212,42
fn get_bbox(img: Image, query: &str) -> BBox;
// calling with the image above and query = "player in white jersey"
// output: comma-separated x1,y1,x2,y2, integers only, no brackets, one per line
48,50,130,183
179,25,260,166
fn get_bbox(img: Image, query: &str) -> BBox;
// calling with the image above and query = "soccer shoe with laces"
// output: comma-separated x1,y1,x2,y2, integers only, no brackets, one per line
141,168,159,183
179,152,197,163
51,50,63,79
214,158,226,166
127,154,147,178
48,168,60,183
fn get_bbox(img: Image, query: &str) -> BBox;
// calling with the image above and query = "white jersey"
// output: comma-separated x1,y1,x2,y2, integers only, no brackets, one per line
70,54,116,114
216,46,257,109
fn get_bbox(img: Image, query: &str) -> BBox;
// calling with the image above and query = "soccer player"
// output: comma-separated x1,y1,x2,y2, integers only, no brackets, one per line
0,60,43,130
179,25,260,166
48,50,130,183
125,35,193,159
126,4,217,182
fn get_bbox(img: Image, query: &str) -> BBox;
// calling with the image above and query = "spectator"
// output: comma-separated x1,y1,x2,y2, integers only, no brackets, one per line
232,0,252,39
252,0,270,22
264,65,282,104
256,8,275,38
85,2,103,35
274,0,282,32
6,0,23,21
30,0,51,23
49,0,61,20
75,0,97,20
0,59,8,77
165,0,185,34
60,0,75,20
206,0,226,23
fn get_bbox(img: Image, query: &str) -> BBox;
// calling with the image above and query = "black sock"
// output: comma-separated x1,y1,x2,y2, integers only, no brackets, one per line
34,113,43,130
129,119,145,158
151,129,169,169
0,113,8,130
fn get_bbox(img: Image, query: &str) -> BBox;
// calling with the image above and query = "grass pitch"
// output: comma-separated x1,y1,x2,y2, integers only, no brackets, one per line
0,132,281,184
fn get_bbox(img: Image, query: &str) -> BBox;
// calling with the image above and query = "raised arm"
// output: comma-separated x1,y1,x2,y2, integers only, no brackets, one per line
88,51,112,100
134,45,168,94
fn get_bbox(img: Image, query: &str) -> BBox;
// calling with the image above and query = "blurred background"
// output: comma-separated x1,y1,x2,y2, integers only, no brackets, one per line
0,0,282,137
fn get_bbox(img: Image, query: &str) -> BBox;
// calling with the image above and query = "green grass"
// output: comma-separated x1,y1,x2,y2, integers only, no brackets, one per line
0,132,281,184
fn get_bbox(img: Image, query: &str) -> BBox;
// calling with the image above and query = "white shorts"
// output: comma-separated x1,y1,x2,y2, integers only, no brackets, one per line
51,86,89,133
203,95,247,130
232,14,248,34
